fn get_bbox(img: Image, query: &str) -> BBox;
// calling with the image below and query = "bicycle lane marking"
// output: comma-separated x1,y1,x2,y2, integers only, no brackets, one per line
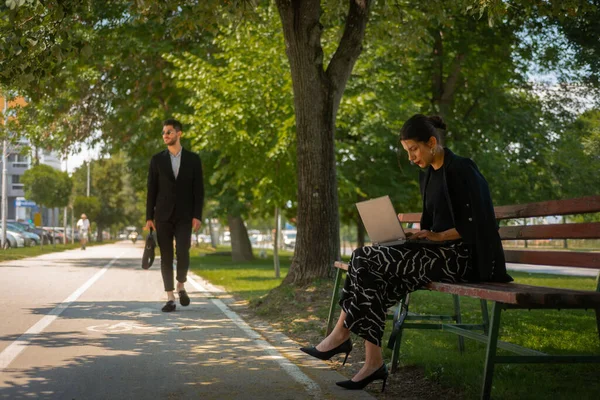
0,250,128,372
186,274,323,399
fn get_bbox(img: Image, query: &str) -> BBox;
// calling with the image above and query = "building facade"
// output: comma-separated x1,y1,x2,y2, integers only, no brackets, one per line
1,93,63,224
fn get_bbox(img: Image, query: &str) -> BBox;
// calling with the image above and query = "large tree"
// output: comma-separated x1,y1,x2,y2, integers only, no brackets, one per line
21,164,73,243
4,0,599,283
274,0,371,283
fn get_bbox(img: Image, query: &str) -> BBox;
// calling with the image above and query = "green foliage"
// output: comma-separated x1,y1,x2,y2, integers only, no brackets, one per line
3,0,600,234
0,0,95,88
0,0,253,90
544,109,600,199
169,6,296,220
71,156,131,232
72,195,101,222
21,164,72,208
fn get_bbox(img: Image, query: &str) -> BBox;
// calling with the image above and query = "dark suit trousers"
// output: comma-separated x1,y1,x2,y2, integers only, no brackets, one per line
156,218,192,291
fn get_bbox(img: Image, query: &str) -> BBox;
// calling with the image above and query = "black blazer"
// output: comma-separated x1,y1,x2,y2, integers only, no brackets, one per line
146,148,204,223
419,148,512,283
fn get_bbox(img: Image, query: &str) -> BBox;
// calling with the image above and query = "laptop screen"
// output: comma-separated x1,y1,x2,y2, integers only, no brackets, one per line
356,196,406,245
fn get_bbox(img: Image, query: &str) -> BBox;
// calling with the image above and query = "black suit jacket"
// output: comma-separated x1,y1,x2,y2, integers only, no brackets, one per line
146,148,204,223
419,148,512,283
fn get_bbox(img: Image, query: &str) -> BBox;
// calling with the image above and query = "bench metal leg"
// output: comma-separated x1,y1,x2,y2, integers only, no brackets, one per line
596,308,600,339
326,267,344,336
390,294,410,373
481,302,502,400
480,300,490,335
596,272,600,339
453,294,465,354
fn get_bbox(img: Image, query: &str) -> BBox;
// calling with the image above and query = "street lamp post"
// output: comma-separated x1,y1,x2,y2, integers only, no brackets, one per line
63,154,68,245
86,158,90,197
1,96,8,249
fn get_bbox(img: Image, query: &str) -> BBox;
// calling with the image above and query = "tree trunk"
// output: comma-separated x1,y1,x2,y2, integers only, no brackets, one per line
63,207,67,244
430,27,464,137
52,208,56,248
276,0,371,284
228,214,254,262
273,206,281,278
97,223,103,242
71,206,75,244
208,218,218,247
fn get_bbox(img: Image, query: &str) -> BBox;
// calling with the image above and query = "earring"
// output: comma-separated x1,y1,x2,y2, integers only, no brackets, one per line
431,147,436,156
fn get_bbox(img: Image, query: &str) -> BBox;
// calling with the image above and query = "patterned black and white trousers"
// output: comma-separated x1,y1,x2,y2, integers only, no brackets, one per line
339,241,471,347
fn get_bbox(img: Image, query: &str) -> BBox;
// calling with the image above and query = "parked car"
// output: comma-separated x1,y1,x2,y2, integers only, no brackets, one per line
14,221,53,244
0,230,18,249
198,234,212,244
0,229,25,248
7,223,40,246
282,230,296,249
43,228,67,244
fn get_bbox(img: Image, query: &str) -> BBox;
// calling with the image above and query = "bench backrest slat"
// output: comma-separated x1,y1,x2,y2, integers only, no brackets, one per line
493,196,600,219
392,196,600,270
499,222,600,240
504,250,600,269
397,196,600,224
397,213,421,223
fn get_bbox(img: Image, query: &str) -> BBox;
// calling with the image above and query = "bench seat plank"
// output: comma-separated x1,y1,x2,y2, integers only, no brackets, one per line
425,282,600,308
333,262,600,307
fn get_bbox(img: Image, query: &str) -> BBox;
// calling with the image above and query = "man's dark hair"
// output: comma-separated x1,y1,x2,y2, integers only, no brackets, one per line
163,119,183,132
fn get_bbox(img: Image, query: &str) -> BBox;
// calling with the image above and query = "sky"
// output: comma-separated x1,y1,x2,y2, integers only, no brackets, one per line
62,144,101,174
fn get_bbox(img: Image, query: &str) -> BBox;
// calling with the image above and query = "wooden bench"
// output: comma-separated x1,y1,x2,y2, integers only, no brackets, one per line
326,195,600,400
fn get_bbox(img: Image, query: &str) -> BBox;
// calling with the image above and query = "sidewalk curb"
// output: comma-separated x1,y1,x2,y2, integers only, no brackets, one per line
189,272,376,400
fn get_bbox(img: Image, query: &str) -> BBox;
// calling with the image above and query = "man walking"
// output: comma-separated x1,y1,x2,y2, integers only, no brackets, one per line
146,119,204,312
76,213,90,250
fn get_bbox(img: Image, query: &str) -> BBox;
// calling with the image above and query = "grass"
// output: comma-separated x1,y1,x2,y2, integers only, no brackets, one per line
189,247,600,399
388,274,600,400
0,240,117,261
189,246,292,302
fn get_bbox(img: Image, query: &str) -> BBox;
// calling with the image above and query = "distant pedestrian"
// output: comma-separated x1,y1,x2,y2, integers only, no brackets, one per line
146,118,204,312
76,213,90,250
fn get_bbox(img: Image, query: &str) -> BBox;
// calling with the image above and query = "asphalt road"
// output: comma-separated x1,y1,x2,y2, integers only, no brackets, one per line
0,242,373,400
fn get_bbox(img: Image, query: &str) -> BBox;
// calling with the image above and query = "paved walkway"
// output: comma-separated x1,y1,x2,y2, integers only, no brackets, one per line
506,263,599,277
0,242,373,400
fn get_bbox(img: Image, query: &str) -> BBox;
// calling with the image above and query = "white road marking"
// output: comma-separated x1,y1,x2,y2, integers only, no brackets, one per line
87,322,156,333
86,321,202,333
187,275,323,398
0,251,127,371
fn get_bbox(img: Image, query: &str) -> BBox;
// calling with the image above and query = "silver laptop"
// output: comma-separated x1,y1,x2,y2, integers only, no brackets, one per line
356,196,452,247
356,196,410,246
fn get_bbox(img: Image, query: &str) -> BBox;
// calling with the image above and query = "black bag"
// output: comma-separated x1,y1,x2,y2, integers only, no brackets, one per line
142,229,156,269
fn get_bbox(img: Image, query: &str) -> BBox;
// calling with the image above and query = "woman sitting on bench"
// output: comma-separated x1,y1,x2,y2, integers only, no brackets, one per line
300,114,512,392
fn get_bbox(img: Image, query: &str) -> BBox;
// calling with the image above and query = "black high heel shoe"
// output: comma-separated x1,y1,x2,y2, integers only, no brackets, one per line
299,338,353,365
335,363,388,392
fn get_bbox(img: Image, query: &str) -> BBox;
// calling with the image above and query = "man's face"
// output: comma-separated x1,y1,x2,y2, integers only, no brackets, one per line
162,125,181,146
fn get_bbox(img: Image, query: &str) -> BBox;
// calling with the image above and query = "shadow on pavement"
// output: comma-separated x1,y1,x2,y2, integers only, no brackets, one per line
0,300,311,400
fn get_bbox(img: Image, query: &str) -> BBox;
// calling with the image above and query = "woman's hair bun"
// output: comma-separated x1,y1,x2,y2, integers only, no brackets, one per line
428,115,446,130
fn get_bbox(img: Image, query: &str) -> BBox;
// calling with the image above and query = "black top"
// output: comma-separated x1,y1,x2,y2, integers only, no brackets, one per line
425,166,454,233
419,148,512,283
